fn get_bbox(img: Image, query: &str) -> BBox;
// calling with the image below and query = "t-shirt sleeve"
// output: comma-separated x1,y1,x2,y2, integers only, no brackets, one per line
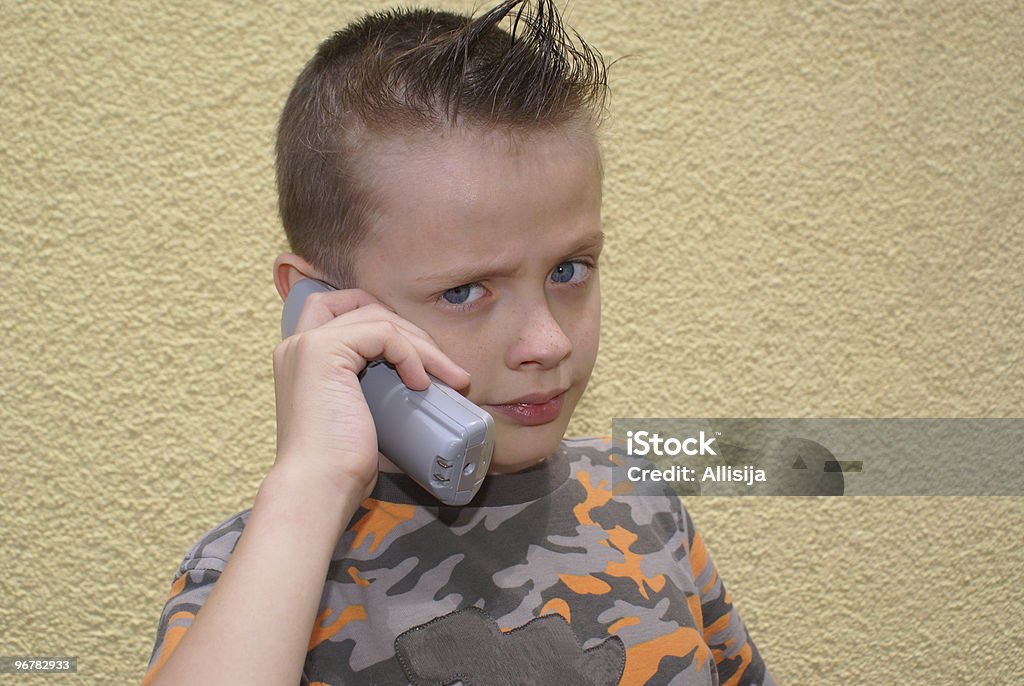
141,512,247,686
680,505,778,686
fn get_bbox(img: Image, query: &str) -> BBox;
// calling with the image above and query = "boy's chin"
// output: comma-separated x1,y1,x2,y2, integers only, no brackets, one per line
486,423,568,474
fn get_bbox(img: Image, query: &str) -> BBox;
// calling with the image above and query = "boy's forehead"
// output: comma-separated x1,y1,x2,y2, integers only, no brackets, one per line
357,122,601,183
352,124,603,284
356,209,604,288
411,224,604,285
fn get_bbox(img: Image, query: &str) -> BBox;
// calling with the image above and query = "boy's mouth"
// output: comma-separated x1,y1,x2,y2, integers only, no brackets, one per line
484,389,568,427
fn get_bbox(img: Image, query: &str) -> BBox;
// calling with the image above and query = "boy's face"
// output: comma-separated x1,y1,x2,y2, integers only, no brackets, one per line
352,124,603,473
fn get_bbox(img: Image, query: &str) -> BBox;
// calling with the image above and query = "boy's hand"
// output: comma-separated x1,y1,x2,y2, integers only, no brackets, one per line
271,287,471,507
147,288,471,686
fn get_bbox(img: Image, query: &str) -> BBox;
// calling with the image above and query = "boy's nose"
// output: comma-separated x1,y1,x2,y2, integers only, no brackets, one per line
504,299,573,370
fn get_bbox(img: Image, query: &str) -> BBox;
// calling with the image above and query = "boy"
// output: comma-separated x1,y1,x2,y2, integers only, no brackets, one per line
143,1,775,684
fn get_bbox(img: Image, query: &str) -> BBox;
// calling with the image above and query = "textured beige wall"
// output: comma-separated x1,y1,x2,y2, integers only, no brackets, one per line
2,0,1021,683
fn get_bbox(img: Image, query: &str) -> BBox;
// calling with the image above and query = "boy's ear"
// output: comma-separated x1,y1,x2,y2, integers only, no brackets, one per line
273,253,322,302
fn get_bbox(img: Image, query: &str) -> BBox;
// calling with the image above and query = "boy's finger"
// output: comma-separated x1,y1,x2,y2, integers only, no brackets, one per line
296,317,469,391
352,318,470,390
292,287,387,334
293,288,445,355
417,347,471,390
357,324,434,392
292,320,430,390
319,302,440,349
288,285,470,390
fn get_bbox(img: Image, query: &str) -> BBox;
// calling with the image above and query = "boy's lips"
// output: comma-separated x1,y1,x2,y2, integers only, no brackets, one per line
483,389,568,426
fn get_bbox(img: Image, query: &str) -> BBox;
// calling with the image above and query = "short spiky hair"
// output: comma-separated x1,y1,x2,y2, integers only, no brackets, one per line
276,0,608,288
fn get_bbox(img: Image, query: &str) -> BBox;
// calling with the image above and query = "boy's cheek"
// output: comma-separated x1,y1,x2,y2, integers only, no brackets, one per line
570,294,602,360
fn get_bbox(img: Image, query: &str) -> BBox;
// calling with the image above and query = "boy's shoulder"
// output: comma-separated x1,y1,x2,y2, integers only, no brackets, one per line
172,509,252,580
562,434,613,451
560,435,618,468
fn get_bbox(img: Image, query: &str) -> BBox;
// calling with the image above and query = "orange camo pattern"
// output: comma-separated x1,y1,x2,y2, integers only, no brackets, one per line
167,573,187,600
566,468,716,683
569,457,764,683
141,573,196,685
621,624,710,685
144,438,773,685
687,593,704,630
604,525,667,600
308,605,369,651
141,610,193,686
347,566,370,587
573,469,614,526
688,529,710,582
560,572,613,594
607,616,641,634
720,643,754,686
572,472,669,601
349,499,417,553
541,597,572,622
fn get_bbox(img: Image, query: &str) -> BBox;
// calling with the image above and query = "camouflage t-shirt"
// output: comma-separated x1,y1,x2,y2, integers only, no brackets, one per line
144,436,775,686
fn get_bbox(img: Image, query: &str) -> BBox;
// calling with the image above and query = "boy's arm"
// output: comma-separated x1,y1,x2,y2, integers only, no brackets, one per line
682,506,778,686
143,466,363,686
143,289,470,686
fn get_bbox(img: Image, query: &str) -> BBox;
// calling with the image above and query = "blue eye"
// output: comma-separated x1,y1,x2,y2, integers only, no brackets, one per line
550,261,590,284
441,283,485,306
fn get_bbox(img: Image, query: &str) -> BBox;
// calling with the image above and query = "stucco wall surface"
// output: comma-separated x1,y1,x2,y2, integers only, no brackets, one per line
1,1,1021,684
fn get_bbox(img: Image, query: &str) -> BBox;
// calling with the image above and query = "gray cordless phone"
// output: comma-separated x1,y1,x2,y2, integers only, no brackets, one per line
281,278,494,505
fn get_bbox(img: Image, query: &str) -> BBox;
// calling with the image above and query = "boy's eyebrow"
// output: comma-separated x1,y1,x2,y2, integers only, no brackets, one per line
416,229,605,287
567,229,605,256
